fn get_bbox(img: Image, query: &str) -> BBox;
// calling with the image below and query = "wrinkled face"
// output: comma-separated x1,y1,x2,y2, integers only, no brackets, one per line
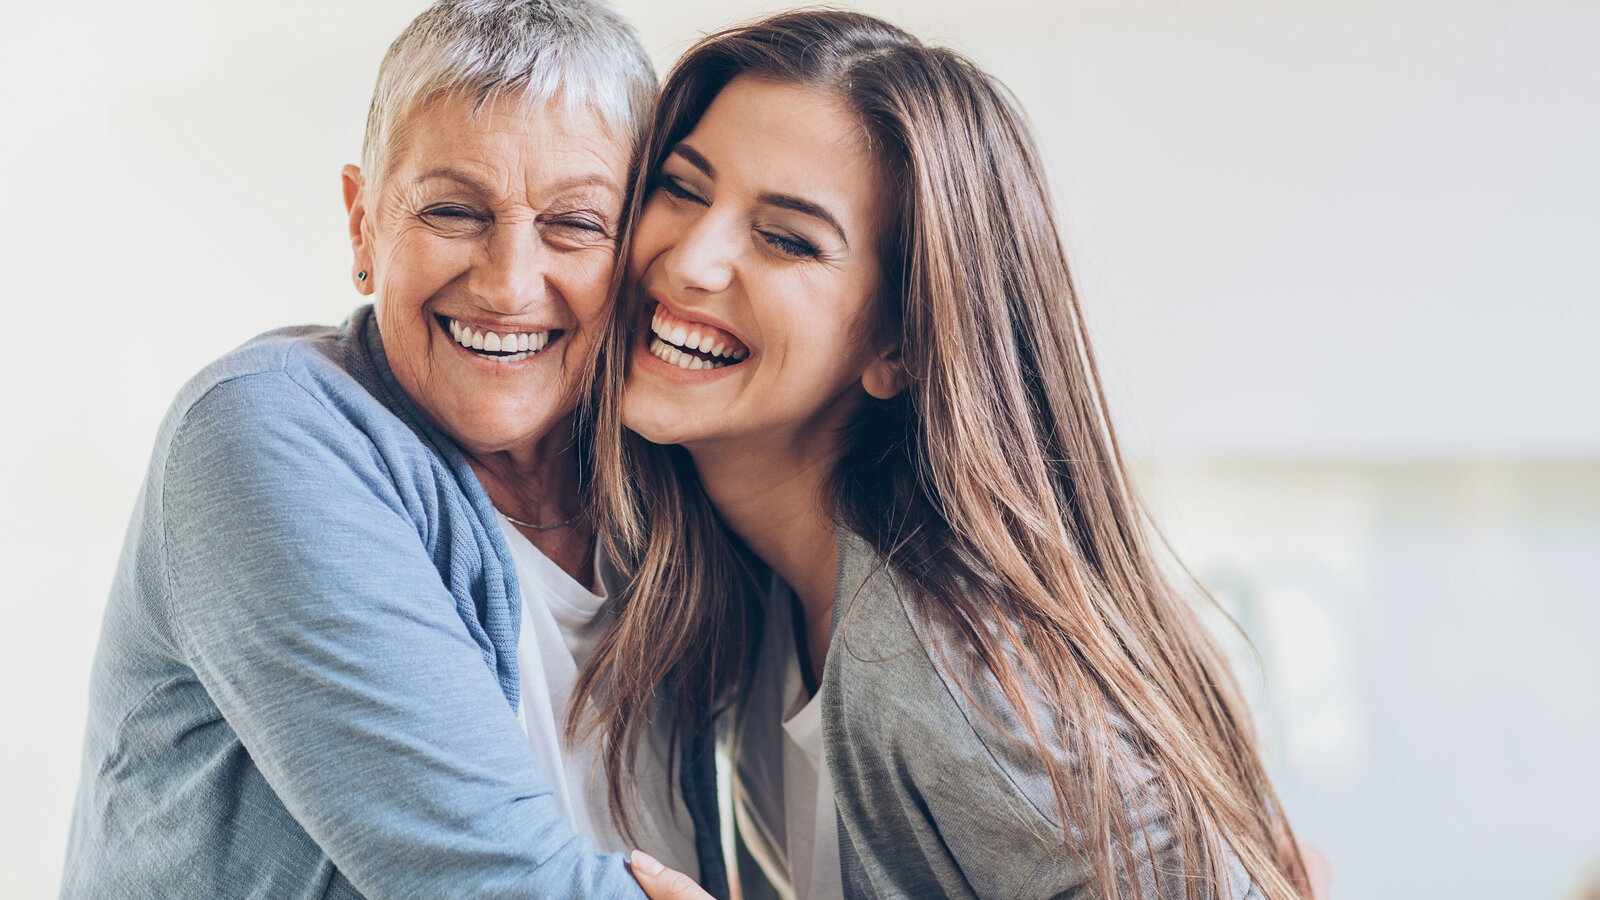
621,76,895,461
347,94,628,457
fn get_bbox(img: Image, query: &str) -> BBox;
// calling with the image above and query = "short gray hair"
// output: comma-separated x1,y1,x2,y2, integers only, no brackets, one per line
361,0,656,188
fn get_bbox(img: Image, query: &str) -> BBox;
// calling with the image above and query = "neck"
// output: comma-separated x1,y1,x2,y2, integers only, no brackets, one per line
465,414,594,587
688,435,840,671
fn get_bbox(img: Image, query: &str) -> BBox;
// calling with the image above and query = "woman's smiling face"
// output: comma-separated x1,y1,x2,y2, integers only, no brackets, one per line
622,76,897,461
347,93,628,458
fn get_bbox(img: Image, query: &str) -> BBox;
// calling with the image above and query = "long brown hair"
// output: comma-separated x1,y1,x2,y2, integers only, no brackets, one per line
576,10,1308,898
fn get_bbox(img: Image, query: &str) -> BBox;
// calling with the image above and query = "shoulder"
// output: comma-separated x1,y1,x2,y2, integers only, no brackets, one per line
146,307,471,547
823,531,1082,896
157,307,429,476
826,529,1020,734
822,530,1264,900
823,530,1059,815
827,531,1171,821
167,309,380,430
823,531,958,751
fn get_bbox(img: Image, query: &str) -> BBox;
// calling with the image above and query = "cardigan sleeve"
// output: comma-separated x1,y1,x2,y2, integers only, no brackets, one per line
158,370,645,899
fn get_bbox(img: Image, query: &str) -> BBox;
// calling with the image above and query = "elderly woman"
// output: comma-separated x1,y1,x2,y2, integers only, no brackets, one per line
60,2,723,897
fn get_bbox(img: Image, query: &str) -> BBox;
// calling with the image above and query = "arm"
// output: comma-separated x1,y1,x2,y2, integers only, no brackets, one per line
160,372,643,898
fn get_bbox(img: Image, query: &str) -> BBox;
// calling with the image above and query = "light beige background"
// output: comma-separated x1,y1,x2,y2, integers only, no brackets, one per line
3,0,1596,897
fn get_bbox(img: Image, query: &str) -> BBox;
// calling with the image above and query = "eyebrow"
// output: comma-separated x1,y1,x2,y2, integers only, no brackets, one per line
670,143,849,247
415,167,622,199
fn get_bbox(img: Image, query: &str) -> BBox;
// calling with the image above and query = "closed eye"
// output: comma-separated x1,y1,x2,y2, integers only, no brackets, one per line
758,229,819,259
423,205,482,220
543,215,609,235
420,204,489,235
656,174,706,205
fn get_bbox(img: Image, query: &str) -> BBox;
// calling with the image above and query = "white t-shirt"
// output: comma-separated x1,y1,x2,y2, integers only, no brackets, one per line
498,516,699,879
733,575,844,899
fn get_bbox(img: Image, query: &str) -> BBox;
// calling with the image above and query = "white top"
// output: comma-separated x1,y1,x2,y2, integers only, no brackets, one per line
733,575,844,899
498,516,699,879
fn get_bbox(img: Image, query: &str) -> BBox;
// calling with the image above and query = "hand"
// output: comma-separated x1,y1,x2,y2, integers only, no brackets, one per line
630,850,715,900
1275,824,1332,900
1299,841,1333,900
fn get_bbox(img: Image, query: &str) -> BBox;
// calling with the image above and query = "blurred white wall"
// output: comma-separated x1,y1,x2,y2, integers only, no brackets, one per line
2,0,1595,897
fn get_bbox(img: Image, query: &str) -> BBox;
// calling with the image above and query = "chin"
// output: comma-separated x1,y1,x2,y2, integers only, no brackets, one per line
438,406,551,456
620,404,688,449
622,418,677,447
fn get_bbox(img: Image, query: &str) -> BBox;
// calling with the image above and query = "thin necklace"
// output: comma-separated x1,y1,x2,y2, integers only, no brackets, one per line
499,508,582,531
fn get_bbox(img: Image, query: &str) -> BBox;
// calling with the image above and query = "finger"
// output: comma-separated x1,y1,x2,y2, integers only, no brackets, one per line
629,850,715,900
1301,843,1333,899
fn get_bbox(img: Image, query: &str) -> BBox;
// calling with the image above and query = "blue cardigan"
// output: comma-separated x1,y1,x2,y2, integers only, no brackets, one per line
63,306,725,899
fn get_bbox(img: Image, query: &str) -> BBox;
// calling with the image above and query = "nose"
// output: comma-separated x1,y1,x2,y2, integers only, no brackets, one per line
661,208,737,297
468,221,548,314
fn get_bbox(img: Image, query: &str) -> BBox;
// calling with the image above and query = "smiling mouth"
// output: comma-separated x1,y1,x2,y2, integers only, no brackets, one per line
646,303,749,371
440,315,560,363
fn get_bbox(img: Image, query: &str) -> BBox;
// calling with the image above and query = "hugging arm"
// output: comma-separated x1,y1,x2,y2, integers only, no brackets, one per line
160,372,643,898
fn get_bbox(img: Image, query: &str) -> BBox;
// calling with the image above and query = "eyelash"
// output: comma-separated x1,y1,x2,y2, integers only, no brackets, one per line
656,173,819,259
758,230,818,259
423,205,482,220
656,173,703,204
424,206,608,238
545,215,607,234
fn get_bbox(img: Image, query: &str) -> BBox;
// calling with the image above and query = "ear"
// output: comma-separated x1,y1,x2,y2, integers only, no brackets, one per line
861,343,910,400
342,164,375,295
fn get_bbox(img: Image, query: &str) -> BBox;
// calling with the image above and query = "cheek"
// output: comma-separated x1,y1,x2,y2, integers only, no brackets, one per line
372,293,425,352
775,288,881,388
377,235,454,303
373,301,438,379
559,249,618,329
626,198,678,278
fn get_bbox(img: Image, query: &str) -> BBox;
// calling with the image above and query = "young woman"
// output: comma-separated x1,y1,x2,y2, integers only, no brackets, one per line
579,10,1319,899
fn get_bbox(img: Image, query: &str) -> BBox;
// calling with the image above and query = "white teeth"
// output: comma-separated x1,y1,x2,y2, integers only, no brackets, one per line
447,317,551,357
649,338,730,371
648,307,749,362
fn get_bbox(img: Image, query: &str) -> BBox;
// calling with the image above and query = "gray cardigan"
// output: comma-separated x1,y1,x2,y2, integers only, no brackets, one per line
821,529,1262,899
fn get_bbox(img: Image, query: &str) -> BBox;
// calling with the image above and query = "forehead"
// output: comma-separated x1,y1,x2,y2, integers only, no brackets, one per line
388,93,629,196
683,76,887,225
